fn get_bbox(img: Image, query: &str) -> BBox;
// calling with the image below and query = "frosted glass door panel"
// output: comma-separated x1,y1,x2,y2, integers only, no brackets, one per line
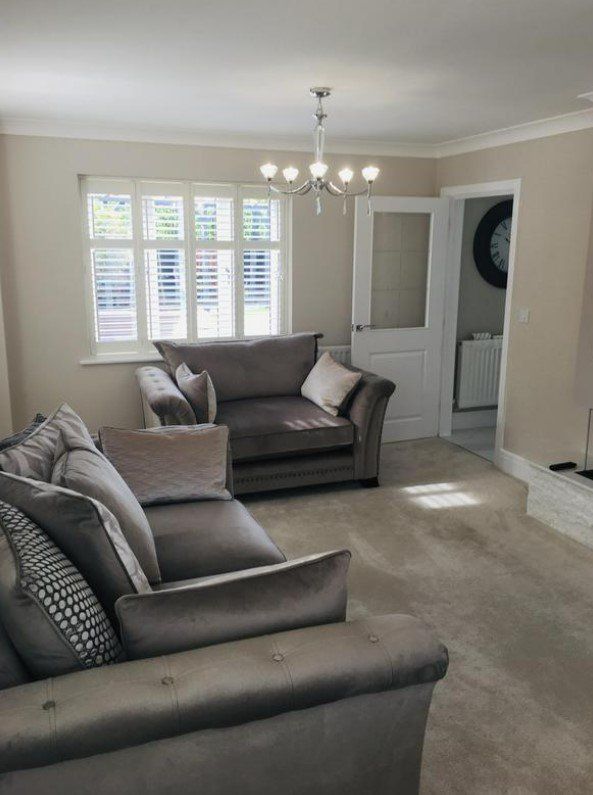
371,212,430,329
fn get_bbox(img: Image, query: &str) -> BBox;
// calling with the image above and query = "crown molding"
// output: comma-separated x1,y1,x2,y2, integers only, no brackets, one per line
0,117,433,158
2,107,593,160
434,107,593,157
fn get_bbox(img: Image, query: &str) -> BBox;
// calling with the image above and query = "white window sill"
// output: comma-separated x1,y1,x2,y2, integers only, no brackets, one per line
79,353,163,366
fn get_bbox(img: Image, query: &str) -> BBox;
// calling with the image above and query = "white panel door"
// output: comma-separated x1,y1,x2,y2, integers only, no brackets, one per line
352,196,449,442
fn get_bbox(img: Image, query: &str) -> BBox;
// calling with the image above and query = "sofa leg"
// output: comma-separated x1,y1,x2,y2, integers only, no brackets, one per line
360,477,379,488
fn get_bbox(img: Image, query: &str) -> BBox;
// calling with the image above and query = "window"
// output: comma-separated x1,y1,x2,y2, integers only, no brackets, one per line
81,178,291,356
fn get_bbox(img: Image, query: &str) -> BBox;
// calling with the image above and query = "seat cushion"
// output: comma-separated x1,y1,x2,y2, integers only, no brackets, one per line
154,333,318,402
144,499,285,582
216,396,354,462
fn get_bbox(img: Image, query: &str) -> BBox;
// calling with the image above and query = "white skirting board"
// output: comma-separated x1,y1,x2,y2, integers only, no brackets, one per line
497,448,593,550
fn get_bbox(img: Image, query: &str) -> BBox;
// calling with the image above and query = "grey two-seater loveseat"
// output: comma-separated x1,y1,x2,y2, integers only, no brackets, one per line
137,333,395,494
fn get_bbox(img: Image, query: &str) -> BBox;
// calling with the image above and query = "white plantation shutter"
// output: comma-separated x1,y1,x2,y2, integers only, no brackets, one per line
82,178,290,356
142,195,184,240
87,193,133,239
145,250,187,339
91,249,137,342
196,250,234,338
241,192,284,336
194,196,233,241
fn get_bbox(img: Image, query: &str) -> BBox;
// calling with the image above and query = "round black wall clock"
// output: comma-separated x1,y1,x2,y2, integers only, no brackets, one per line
472,199,513,288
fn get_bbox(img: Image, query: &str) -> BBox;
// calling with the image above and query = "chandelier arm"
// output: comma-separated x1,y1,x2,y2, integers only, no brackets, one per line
324,181,346,197
268,181,312,196
325,181,370,198
295,181,314,195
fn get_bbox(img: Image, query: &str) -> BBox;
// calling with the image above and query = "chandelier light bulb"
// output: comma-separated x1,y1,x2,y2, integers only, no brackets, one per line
260,163,278,181
362,166,380,184
338,167,354,185
282,166,299,183
309,161,329,180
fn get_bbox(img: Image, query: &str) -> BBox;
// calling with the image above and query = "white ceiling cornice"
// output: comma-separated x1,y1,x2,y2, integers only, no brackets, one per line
0,117,434,158
2,107,593,160
434,107,593,158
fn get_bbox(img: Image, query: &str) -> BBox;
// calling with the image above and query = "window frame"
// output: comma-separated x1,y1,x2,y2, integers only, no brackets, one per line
80,176,292,360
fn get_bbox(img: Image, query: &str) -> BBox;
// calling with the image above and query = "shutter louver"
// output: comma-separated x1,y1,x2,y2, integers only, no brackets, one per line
91,249,137,341
145,250,187,340
196,250,234,338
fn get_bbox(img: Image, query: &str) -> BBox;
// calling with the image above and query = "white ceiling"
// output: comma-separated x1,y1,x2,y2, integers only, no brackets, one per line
2,0,593,150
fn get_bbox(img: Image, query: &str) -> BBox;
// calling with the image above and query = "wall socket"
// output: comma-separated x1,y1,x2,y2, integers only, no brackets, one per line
517,308,530,324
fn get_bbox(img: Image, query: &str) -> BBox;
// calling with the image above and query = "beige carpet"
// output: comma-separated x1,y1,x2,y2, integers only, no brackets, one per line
242,438,593,794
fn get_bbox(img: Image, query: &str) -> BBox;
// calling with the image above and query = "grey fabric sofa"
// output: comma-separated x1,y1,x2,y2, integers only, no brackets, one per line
0,424,447,794
136,333,395,494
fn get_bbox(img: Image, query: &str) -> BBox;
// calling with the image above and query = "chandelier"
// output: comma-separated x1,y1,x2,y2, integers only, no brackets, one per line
260,88,380,215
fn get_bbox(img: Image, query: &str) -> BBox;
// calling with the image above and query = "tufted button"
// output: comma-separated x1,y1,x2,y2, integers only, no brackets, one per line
161,676,174,685
369,635,379,644
272,653,284,662
42,700,55,711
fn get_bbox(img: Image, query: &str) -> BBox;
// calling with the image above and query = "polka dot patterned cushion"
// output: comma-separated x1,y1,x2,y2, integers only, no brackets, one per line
0,500,123,678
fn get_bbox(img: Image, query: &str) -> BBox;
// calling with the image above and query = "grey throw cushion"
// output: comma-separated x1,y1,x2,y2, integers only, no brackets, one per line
175,363,217,423
0,404,94,482
0,501,124,679
0,473,151,620
52,428,161,584
99,425,232,506
154,333,319,402
301,352,362,416
0,414,46,453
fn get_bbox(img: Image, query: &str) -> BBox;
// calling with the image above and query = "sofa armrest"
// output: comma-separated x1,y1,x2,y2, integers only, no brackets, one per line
116,550,350,659
0,614,448,776
344,366,396,480
135,366,196,427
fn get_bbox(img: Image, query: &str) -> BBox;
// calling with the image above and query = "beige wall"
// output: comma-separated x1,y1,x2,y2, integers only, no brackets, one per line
456,195,509,343
438,129,593,465
0,135,434,431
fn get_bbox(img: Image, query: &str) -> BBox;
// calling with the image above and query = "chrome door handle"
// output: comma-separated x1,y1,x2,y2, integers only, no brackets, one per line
352,324,376,332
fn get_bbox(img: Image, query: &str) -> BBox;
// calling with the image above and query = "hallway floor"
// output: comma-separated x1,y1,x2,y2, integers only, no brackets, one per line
446,425,496,461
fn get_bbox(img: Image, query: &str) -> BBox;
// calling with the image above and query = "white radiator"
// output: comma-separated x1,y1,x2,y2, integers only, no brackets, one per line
318,345,351,365
455,339,502,409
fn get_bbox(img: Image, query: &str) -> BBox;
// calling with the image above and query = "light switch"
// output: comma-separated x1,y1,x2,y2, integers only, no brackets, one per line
517,308,530,324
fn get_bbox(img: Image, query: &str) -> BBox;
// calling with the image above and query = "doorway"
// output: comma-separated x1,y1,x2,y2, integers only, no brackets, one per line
438,180,521,465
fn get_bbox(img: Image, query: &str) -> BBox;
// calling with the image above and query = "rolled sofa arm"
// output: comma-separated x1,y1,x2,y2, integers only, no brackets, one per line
0,614,448,779
345,366,396,480
116,550,350,659
135,366,196,427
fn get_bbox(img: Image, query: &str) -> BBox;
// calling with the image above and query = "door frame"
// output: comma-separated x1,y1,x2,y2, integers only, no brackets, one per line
438,179,522,466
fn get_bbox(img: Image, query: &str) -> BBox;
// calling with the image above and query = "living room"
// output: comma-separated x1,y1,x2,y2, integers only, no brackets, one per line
0,1,592,793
